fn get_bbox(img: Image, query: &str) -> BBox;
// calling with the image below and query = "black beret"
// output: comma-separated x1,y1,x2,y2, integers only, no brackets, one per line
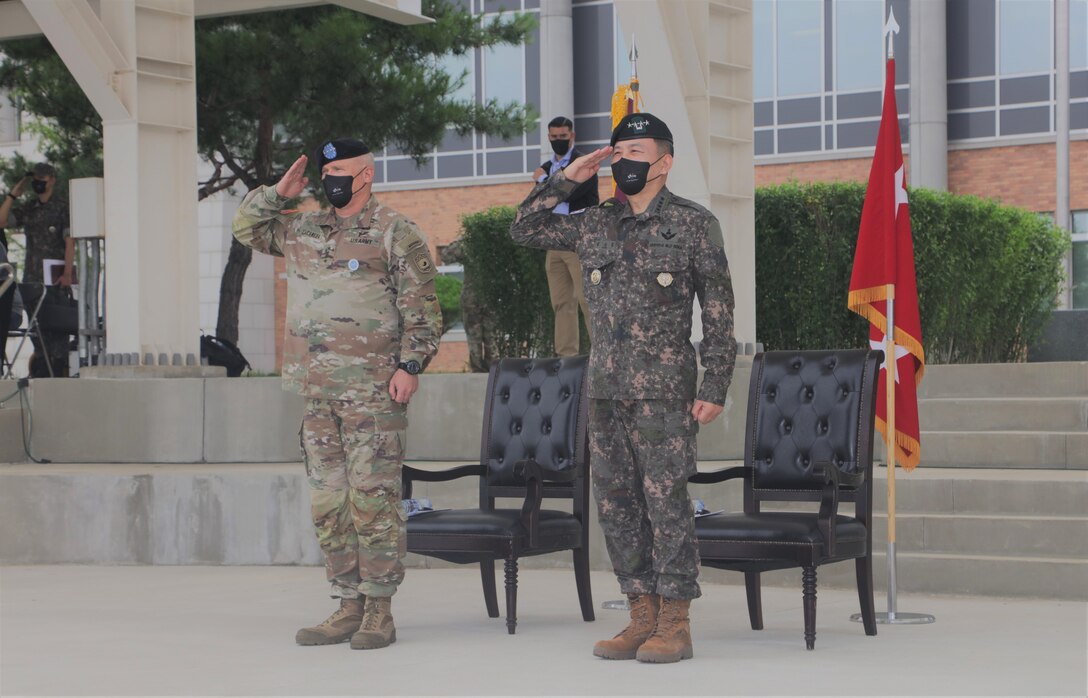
610,112,673,147
315,138,370,170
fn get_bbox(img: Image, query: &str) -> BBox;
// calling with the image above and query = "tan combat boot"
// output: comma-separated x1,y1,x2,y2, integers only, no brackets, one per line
350,596,396,650
592,594,660,660
295,597,365,645
636,597,693,663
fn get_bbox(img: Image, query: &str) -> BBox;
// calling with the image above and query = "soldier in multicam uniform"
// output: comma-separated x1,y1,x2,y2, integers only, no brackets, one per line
510,113,736,664
0,163,76,377
233,138,441,650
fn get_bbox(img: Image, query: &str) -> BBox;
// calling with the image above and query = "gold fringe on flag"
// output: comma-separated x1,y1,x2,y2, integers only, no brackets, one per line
875,416,923,471
848,285,927,385
610,78,643,130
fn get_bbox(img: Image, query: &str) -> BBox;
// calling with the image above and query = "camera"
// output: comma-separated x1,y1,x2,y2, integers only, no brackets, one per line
24,171,34,178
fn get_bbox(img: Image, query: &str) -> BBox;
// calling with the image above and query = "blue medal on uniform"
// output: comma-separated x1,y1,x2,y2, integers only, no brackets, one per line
348,258,359,271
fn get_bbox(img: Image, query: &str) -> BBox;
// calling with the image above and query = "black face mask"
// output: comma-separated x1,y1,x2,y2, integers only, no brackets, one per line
611,154,665,196
322,169,365,209
31,180,48,195
550,138,571,157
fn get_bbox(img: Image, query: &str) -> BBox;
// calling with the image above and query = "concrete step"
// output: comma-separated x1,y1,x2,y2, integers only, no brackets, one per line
919,397,1088,432
914,431,1088,470
704,550,1088,600
868,468,1088,516
918,362,1088,399
868,513,1088,559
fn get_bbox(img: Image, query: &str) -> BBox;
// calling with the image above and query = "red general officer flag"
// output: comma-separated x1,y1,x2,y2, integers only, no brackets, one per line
847,57,925,471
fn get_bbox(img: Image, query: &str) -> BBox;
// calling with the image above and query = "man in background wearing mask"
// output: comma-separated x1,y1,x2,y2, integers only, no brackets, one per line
510,113,736,664
0,162,75,377
233,138,442,651
531,116,598,356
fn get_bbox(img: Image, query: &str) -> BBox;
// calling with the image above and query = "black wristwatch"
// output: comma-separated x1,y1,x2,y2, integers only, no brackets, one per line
397,360,422,375
4,192,14,200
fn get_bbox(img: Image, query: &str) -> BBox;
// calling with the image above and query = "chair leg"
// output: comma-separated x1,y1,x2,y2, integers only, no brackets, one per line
573,547,595,622
480,560,500,619
855,556,877,636
744,571,764,630
802,566,817,650
504,554,519,635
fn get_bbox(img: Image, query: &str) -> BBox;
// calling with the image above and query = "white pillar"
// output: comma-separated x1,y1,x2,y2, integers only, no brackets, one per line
97,0,200,360
539,0,574,143
612,0,756,348
908,0,948,191
1056,0,1072,309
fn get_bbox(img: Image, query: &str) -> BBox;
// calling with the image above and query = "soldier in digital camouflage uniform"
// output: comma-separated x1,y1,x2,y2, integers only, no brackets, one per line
0,163,76,377
510,113,736,664
233,138,441,651
438,236,493,372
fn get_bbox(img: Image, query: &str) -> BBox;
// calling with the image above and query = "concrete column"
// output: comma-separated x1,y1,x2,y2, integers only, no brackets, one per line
1055,0,1072,309
538,0,574,143
612,0,756,347
908,0,948,191
98,0,200,359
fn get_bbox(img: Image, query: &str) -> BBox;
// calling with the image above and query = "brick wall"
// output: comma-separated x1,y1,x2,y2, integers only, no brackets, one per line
756,140,1087,213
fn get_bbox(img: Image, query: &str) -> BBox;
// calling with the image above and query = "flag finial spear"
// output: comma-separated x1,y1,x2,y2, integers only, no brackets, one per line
884,7,900,60
628,34,639,80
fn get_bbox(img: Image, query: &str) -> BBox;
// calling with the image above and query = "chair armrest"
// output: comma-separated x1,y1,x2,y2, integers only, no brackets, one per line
401,463,485,499
814,461,867,556
511,459,574,548
688,465,748,485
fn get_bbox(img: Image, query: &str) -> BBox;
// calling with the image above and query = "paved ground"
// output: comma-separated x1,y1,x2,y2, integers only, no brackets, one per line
1,565,1085,696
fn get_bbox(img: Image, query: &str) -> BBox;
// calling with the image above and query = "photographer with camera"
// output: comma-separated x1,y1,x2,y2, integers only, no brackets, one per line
1,163,75,377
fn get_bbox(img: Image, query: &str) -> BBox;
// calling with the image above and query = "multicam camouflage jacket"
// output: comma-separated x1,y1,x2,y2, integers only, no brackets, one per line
233,185,441,402
510,170,736,405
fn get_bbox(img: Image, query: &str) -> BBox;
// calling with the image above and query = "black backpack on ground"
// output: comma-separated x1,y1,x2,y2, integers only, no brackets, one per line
200,335,251,377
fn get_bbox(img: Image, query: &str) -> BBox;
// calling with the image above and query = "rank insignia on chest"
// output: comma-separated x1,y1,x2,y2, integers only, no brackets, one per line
590,269,602,285
659,227,677,240
657,272,674,287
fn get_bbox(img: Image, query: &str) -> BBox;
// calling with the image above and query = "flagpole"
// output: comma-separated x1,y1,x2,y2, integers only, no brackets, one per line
885,284,898,620
850,6,935,626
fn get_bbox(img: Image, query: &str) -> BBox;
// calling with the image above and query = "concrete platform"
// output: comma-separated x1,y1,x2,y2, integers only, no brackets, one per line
0,565,1084,696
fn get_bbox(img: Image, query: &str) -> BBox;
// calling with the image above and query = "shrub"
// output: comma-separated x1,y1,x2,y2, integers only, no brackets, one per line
459,206,554,359
755,182,1069,363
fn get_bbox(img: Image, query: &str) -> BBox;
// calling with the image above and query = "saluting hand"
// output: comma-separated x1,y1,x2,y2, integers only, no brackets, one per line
11,176,27,198
275,155,309,199
563,146,613,184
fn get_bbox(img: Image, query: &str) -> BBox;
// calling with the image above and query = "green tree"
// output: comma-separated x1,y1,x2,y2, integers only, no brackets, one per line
1,1,536,343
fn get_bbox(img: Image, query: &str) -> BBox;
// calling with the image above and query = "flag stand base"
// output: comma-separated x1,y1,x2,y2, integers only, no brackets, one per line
850,611,935,625
601,599,630,611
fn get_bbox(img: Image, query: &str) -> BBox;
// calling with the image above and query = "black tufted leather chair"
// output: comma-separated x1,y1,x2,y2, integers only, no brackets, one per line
402,356,594,634
691,349,882,649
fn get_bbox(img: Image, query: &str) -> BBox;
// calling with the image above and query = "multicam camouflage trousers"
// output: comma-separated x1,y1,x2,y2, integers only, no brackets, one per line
301,398,408,599
590,399,702,601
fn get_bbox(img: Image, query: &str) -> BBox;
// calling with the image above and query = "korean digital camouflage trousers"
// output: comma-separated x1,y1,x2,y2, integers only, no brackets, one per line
301,398,408,599
589,398,702,600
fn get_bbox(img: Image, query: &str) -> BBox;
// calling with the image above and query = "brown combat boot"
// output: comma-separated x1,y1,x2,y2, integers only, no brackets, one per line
295,597,365,645
636,597,693,663
350,596,396,649
593,594,660,660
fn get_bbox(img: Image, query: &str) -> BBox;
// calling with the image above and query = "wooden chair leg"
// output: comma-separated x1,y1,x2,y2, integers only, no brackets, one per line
480,560,500,618
855,555,877,636
573,547,595,622
802,566,817,650
504,554,519,634
744,571,764,630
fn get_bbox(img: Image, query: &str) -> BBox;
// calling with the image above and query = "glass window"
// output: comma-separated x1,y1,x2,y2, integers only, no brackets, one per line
1073,0,1088,71
1071,211,1087,309
437,51,476,104
835,0,884,91
483,15,524,104
777,0,823,96
999,0,1052,75
754,0,774,99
